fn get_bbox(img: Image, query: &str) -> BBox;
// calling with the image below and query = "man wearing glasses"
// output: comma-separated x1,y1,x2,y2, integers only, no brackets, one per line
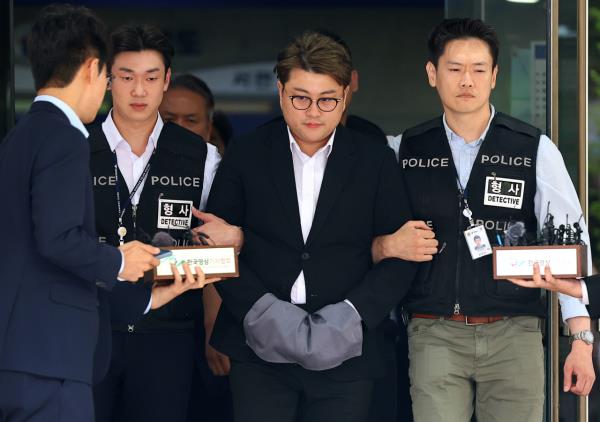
205,30,416,422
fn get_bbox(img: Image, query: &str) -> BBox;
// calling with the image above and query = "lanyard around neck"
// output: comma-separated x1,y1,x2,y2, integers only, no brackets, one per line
113,148,156,243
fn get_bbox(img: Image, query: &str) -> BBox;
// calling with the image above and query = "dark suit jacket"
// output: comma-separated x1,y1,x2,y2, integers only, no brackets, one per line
345,114,388,145
585,277,600,318
207,119,416,380
0,101,122,385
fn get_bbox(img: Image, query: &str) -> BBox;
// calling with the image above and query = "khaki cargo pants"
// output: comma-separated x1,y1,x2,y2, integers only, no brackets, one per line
408,316,544,422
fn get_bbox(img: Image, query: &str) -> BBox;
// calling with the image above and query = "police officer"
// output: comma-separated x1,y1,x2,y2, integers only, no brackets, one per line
160,74,234,422
89,25,220,422
373,18,595,422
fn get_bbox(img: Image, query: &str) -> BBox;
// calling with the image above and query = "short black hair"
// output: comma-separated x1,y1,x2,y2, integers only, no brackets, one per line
169,74,215,116
428,18,499,68
27,3,108,91
109,24,174,73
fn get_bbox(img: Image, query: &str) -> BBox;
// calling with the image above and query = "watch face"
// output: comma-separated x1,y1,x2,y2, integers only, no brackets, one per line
574,330,595,344
582,331,595,344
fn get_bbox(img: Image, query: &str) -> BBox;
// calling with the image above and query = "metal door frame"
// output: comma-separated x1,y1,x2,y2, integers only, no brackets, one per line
548,1,589,421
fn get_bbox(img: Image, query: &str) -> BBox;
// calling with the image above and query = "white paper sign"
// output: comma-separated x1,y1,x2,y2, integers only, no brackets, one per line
494,248,578,278
155,246,237,279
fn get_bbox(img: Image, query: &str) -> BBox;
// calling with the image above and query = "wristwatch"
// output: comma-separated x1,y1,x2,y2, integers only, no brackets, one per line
569,330,595,345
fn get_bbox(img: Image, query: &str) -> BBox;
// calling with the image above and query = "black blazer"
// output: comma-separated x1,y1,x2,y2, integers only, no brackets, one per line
0,101,122,385
585,277,600,318
207,119,416,380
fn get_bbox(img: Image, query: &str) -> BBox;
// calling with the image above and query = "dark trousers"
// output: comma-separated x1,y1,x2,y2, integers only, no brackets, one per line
365,317,413,422
94,330,195,422
396,322,413,422
367,319,398,422
0,370,93,422
186,363,233,422
186,321,233,422
229,360,374,422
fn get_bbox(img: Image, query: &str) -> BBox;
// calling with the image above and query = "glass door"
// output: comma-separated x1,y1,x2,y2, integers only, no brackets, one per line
445,1,591,421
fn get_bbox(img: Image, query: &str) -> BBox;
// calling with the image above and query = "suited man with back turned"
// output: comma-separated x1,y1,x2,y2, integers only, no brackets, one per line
0,5,160,421
206,30,417,422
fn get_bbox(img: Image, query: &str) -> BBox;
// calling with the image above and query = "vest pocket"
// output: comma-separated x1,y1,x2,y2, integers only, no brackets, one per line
479,258,538,300
493,279,539,299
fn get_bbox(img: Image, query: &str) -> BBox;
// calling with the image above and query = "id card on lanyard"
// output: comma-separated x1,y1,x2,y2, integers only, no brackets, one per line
113,149,156,245
458,181,492,260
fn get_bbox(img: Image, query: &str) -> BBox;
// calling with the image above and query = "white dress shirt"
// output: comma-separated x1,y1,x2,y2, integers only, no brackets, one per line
387,105,590,322
102,111,221,210
288,127,335,304
34,95,89,138
102,111,221,312
580,282,590,305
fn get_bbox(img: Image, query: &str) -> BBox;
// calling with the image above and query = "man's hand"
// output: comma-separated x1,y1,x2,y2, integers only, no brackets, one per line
202,283,231,376
118,241,160,282
564,340,595,395
151,263,221,310
507,262,583,298
191,207,244,252
205,343,231,376
372,221,438,263
563,315,596,396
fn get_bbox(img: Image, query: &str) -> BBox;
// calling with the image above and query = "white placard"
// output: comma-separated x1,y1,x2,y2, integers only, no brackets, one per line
494,248,578,278
155,246,237,279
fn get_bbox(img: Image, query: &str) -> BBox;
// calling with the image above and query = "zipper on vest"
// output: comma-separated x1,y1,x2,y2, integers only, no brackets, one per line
454,192,463,315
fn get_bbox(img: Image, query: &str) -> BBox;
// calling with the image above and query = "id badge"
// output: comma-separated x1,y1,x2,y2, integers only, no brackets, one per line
483,176,525,209
464,225,493,260
157,198,193,230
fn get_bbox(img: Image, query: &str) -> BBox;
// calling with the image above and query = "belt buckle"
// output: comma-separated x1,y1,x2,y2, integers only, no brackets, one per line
464,316,484,326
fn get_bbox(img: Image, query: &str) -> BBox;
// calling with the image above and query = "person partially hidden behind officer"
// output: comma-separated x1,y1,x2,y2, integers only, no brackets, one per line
316,29,388,145
372,18,595,422
88,25,221,422
0,5,162,421
205,30,417,422
160,74,234,422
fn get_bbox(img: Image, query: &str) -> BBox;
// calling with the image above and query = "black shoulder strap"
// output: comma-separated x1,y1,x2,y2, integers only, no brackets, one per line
159,122,208,159
402,116,443,140
493,112,541,139
87,123,111,153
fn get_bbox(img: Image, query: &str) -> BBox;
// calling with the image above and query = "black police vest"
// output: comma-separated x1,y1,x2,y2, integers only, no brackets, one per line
400,112,545,317
89,122,208,332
